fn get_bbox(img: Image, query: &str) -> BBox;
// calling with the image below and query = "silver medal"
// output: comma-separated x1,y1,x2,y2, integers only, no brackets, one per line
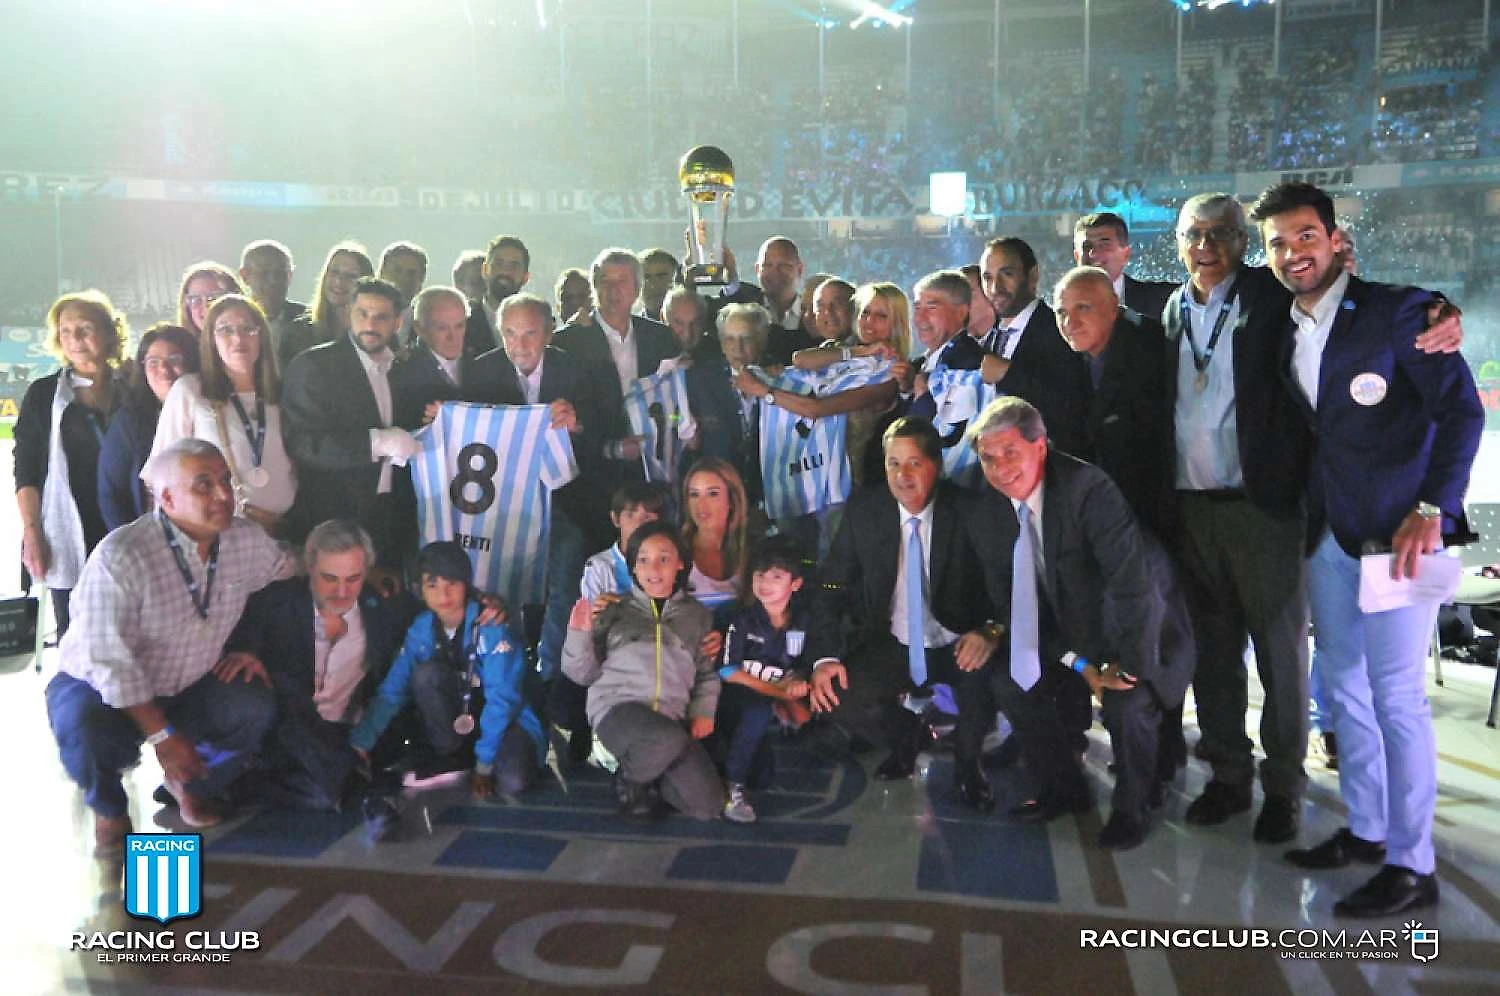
453,714,475,735
245,465,270,489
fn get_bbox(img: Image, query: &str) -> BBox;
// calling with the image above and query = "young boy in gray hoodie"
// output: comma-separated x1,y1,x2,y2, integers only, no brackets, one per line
562,521,724,820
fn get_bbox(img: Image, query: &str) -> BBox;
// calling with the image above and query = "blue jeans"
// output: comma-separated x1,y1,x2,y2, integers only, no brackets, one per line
717,682,777,787
1307,530,1440,874
539,508,589,682
46,670,275,818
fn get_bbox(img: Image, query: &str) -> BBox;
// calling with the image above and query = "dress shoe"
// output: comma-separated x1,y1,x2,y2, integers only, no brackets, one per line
93,814,132,860
1253,796,1300,844
361,795,400,844
1333,865,1439,918
873,749,916,781
614,774,659,820
1098,810,1150,850
1183,780,1252,826
164,779,226,829
1320,731,1339,771
955,763,996,813
1285,828,1386,870
1010,788,1091,824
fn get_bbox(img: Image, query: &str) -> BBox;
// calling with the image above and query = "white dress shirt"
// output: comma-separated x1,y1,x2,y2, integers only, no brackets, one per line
355,339,397,493
434,351,462,388
596,310,638,394
313,602,368,723
1290,270,1350,409
1008,482,1047,575
519,355,545,405
889,499,961,649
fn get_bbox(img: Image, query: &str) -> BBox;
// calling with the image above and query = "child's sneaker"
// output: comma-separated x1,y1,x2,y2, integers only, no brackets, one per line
723,783,757,823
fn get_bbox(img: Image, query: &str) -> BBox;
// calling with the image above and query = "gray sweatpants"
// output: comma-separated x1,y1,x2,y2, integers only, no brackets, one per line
595,702,723,820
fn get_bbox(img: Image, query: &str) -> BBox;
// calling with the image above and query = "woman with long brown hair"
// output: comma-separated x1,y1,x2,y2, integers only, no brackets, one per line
277,241,373,370
151,294,296,534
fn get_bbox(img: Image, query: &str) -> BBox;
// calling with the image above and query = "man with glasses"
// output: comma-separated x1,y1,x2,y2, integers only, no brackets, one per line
1163,192,1464,848
239,240,305,362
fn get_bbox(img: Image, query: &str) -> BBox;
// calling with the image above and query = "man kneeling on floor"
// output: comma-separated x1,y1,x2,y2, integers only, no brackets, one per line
964,397,1195,849
46,438,299,855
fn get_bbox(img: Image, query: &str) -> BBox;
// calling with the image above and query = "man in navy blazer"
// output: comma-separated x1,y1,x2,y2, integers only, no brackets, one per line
224,520,413,811
390,286,476,431
1252,182,1482,917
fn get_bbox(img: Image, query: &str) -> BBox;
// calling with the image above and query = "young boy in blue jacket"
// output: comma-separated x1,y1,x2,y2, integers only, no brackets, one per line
351,542,546,801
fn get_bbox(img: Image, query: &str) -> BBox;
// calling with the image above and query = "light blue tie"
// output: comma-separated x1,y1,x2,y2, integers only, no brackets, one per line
1010,503,1042,691
905,515,928,687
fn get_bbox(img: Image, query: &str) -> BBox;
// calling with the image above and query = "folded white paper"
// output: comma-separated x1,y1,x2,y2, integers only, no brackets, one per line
1358,552,1463,613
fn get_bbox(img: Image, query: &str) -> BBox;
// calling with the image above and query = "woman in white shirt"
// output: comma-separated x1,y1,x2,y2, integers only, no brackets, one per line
681,457,755,625
150,294,296,534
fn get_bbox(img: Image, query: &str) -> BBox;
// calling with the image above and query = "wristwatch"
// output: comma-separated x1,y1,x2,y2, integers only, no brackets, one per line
765,390,777,407
1415,502,1442,520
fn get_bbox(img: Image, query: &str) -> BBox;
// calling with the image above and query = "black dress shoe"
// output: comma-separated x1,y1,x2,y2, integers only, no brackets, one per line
1334,865,1439,918
1183,781,1252,826
1321,731,1339,771
1098,811,1150,850
874,749,916,780
1285,828,1386,870
1253,795,1300,844
956,764,996,813
1010,788,1090,824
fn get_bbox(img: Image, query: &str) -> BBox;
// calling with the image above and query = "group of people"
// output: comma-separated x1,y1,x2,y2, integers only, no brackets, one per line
20,179,1483,922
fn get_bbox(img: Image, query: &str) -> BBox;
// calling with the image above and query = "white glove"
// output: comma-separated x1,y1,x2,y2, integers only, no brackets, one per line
370,427,421,466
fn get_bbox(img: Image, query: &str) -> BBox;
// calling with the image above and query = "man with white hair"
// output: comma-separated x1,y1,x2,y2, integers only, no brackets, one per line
45,439,299,853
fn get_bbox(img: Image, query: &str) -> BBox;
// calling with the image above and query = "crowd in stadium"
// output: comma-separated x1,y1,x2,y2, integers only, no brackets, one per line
18,172,1487,922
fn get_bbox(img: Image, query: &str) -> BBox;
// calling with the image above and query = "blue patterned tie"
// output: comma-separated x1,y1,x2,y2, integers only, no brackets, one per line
905,515,927,687
1010,503,1042,691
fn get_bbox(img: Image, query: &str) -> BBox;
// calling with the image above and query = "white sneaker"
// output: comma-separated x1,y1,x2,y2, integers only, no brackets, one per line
723,783,757,823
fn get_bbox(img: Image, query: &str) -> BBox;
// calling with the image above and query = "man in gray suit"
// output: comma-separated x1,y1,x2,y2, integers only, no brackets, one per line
964,396,1195,850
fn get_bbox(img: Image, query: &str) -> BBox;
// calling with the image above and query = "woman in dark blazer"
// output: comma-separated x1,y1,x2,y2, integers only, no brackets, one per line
97,324,200,530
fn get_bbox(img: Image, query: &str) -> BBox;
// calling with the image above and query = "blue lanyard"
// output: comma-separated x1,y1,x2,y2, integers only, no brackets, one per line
227,394,266,468
1180,277,1241,375
158,510,218,620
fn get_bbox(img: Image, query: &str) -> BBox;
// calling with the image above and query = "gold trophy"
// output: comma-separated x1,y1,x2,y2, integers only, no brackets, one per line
679,145,735,286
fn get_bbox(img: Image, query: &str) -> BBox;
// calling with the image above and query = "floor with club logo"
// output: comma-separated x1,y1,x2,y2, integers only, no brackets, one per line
3,437,1500,995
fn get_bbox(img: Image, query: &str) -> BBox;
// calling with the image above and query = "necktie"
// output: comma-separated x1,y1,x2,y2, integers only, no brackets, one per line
905,515,927,687
1010,503,1042,691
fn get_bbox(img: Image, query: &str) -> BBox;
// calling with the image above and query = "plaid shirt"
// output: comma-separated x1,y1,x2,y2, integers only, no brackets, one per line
57,514,298,708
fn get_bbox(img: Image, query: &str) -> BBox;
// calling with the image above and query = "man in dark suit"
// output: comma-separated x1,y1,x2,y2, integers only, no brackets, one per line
552,248,679,481
282,277,421,573
808,417,999,810
466,292,610,752
1052,266,1171,538
973,238,1090,457
224,520,412,812
1073,212,1175,323
239,239,307,367
685,302,770,506
705,239,819,366
906,268,986,404
390,286,475,431
463,235,531,358
1252,182,1483,917
964,396,1195,849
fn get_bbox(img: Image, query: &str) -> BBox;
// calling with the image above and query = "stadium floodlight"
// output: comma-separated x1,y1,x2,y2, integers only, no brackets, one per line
849,2,913,29
929,172,967,218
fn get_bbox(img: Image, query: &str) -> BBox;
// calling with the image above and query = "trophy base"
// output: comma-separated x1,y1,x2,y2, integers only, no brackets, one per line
684,263,729,287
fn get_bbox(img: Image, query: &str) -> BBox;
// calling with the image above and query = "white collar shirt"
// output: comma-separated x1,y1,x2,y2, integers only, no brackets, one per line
889,498,960,649
1290,270,1350,409
596,310,638,394
313,600,368,724
353,337,397,493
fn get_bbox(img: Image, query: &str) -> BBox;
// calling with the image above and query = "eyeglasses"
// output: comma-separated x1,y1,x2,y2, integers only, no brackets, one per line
326,268,364,283
213,323,260,340
1176,226,1241,247
143,354,187,371
184,293,224,308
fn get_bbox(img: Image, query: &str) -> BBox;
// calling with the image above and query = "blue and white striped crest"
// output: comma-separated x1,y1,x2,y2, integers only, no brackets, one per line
123,834,201,924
